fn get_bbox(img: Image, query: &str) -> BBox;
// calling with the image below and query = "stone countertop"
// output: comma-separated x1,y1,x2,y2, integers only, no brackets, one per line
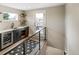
0,26,28,33
0,29,14,33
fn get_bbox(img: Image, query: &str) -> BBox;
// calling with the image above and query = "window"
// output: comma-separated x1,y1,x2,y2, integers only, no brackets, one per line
35,13,44,30
0,12,18,21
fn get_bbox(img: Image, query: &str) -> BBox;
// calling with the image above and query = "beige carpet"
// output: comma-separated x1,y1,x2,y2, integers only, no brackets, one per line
46,46,64,55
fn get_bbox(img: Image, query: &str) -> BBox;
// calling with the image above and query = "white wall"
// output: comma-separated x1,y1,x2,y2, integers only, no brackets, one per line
65,4,79,55
26,5,65,50
0,5,22,31
46,5,65,50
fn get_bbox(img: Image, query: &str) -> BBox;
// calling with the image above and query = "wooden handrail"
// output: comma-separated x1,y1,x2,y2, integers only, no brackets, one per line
0,27,46,55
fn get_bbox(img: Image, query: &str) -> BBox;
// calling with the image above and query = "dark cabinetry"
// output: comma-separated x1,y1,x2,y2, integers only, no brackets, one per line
0,31,13,50
13,29,21,43
13,27,29,43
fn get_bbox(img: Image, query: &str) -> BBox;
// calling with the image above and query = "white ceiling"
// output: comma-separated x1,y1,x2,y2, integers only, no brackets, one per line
0,3,64,10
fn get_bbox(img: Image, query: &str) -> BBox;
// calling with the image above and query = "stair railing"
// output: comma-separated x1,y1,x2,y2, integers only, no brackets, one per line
2,27,46,55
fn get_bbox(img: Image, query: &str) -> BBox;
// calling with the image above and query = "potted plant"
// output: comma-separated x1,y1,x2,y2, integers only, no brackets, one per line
20,11,27,26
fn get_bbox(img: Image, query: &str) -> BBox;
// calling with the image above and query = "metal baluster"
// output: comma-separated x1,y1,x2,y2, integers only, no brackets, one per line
39,31,40,50
44,27,46,40
23,42,26,55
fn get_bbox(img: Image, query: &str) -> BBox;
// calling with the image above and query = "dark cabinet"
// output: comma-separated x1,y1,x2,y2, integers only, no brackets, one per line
0,31,13,50
13,27,29,43
13,29,21,43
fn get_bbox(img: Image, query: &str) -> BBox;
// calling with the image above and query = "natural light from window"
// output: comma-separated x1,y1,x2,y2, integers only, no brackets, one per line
3,12,18,21
35,13,44,30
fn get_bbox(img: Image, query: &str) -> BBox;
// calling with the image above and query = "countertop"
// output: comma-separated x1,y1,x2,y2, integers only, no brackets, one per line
0,26,28,33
